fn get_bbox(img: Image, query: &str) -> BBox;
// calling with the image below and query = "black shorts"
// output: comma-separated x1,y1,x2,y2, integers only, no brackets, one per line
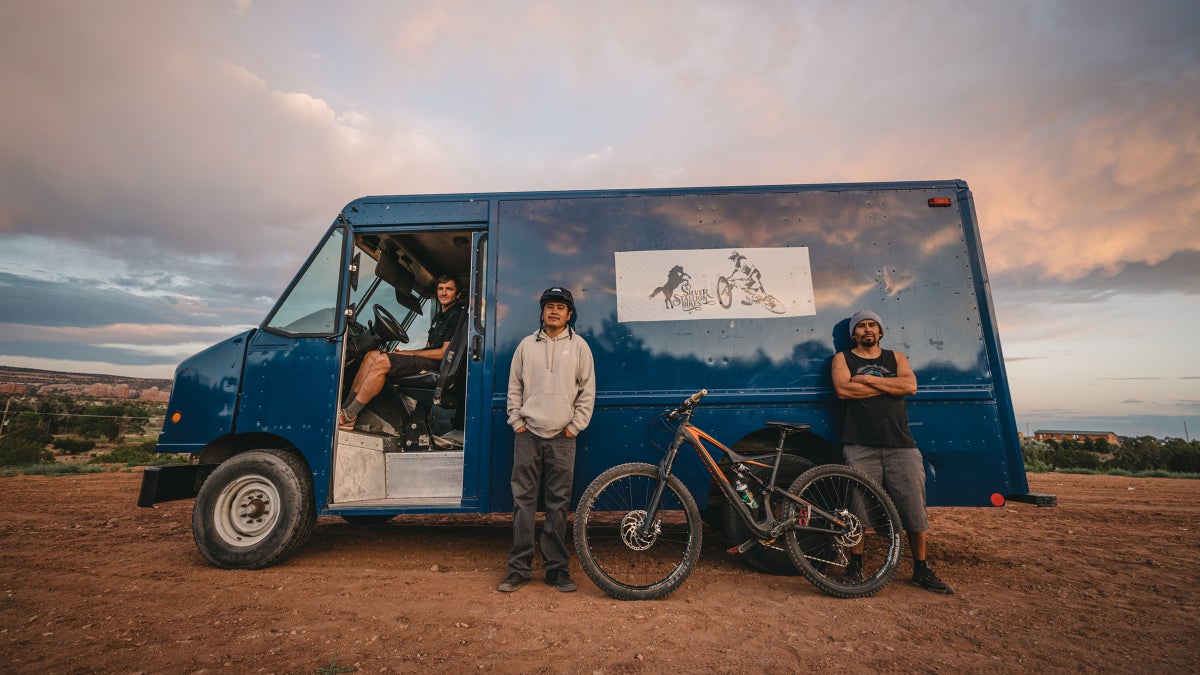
386,353,440,378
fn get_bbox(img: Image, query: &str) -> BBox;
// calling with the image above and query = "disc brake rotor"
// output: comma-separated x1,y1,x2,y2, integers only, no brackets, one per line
620,510,660,551
833,509,864,549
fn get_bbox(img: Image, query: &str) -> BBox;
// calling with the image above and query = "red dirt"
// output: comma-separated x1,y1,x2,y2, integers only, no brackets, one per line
0,471,1196,673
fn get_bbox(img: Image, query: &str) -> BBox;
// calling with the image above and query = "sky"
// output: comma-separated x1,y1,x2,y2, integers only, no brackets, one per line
1,0,1197,439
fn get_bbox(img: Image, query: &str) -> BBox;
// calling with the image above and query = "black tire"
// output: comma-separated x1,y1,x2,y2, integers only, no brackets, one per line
192,449,317,570
782,464,903,598
340,514,395,525
573,463,702,601
721,455,815,576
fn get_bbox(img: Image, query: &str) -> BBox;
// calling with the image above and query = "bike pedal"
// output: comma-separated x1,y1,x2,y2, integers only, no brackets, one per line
726,539,759,555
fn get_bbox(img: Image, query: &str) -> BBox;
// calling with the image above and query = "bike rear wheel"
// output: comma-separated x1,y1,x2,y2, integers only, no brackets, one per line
573,463,702,601
782,464,903,598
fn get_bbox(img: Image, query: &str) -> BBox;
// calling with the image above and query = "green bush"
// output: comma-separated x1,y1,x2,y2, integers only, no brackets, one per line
1024,456,1051,473
90,443,156,465
53,437,96,455
0,427,55,467
0,463,105,477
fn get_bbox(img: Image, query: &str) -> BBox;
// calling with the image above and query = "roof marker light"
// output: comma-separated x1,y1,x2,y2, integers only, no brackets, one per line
928,197,953,207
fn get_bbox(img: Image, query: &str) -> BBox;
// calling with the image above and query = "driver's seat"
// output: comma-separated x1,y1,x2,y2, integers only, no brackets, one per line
389,310,469,451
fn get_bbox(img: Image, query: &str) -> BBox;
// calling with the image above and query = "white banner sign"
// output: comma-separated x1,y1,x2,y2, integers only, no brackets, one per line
615,247,815,322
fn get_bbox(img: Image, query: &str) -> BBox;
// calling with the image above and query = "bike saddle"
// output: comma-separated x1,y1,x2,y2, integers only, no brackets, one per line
764,421,811,433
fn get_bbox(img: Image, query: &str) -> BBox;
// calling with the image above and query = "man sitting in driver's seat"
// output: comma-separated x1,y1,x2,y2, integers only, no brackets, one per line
338,274,464,431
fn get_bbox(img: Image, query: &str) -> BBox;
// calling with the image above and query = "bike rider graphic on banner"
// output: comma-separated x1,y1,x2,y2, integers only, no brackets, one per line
717,251,785,314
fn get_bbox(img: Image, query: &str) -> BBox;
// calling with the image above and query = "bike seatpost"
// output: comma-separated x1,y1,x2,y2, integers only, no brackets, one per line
769,427,795,488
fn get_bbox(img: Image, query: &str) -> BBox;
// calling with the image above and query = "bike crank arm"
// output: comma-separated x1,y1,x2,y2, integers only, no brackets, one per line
726,537,776,556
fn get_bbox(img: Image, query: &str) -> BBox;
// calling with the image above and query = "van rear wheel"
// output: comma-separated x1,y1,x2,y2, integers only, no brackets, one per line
192,449,316,569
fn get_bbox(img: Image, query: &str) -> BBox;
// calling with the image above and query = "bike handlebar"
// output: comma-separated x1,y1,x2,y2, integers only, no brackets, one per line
668,389,707,420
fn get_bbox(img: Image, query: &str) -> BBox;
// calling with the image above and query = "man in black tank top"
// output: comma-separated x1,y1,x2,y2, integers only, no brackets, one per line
831,310,953,594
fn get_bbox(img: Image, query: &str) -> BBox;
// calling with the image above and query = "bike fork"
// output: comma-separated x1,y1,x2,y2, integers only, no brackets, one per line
638,436,683,538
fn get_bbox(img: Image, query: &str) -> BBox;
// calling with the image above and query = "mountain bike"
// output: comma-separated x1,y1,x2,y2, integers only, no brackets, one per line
573,390,903,601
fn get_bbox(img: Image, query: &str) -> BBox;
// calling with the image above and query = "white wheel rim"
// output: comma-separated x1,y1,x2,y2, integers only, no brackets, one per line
213,473,281,547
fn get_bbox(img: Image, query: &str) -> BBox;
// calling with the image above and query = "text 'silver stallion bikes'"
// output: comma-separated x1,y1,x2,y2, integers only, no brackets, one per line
573,391,903,601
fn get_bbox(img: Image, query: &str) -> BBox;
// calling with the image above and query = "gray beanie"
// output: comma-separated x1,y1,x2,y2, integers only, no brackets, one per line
849,310,884,338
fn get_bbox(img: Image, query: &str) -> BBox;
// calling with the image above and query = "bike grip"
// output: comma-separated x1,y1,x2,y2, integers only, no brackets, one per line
689,389,708,404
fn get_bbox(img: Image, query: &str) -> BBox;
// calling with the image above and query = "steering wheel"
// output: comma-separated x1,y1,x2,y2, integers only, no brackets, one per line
372,304,410,344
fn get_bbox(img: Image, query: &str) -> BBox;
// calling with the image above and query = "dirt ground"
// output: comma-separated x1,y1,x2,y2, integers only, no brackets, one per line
0,471,1196,674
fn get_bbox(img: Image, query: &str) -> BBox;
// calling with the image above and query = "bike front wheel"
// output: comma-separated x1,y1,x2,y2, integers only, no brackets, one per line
716,276,733,308
782,464,903,599
574,463,702,601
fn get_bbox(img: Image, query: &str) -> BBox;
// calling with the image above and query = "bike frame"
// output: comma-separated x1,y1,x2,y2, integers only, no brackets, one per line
639,406,850,542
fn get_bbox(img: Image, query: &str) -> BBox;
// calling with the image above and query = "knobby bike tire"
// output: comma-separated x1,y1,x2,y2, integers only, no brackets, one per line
782,464,903,598
573,463,702,601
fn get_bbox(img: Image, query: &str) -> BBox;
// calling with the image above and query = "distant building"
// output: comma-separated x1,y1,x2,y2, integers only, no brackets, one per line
1034,430,1120,445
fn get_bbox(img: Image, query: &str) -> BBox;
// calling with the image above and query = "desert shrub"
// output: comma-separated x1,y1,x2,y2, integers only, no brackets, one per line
0,427,55,467
7,411,44,431
1021,439,1052,470
0,463,105,477
1159,439,1200,473
1024,456,1051,473
1049,445,1102,469
90,443,156,465
53,437,96,455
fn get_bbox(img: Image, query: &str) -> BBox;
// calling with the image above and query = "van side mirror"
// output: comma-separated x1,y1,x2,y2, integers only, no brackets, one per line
350,252,361,292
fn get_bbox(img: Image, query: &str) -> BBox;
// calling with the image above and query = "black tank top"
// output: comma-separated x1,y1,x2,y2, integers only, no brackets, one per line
840,349,916,448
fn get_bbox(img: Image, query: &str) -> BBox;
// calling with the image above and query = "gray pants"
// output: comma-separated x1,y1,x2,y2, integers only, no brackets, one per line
843,444,930,533
507,432,576,577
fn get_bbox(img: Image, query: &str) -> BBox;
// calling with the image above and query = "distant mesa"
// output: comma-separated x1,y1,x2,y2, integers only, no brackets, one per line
0,365,172,402
13,382,172,401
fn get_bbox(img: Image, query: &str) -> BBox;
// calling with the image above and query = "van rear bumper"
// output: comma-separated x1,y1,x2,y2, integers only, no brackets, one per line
137,465,216,507
1006,491,1057,507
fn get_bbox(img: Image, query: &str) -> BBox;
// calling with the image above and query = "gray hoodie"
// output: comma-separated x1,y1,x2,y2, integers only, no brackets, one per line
506,328,596,439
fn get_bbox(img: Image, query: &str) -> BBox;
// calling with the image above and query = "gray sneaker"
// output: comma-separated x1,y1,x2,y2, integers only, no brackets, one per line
545,570,577,592
497,572,529,593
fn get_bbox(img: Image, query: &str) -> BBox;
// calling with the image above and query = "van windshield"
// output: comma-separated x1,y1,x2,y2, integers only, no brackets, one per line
264,228,344,336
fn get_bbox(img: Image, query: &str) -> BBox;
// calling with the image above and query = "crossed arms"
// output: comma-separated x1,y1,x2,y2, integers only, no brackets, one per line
831,351,918,400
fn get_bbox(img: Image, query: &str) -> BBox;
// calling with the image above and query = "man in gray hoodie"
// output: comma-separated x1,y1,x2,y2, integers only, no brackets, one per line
497,287,596,593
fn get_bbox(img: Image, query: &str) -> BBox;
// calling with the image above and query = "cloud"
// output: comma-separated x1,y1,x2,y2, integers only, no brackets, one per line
1017,413,1193,439
0,2,457,276
1099,377,1164,381
0,272,263,328
1,0,1198,404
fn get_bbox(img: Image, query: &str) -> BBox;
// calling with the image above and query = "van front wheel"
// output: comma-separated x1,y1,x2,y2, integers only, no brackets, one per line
192,449,316,569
